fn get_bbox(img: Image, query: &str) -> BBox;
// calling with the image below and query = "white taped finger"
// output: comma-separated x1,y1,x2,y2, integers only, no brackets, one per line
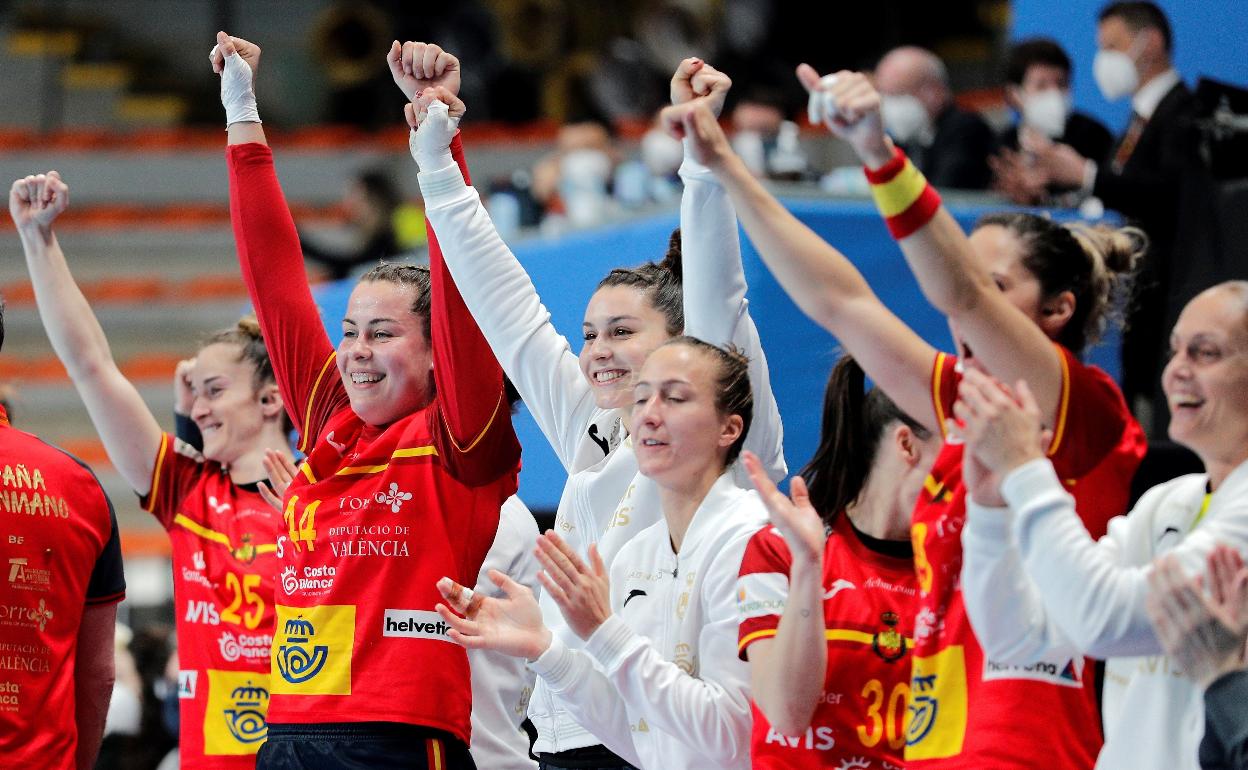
806,74,839,127
220,52,261,126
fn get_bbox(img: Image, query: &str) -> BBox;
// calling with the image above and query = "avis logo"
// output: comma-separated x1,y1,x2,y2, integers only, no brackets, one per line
281,566,299,596
224,680,269,744
277,616,329,684
374,483,413,513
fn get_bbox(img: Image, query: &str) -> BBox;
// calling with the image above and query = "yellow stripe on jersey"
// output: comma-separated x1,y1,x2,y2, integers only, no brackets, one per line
440,391,505,454
1046,347,1072,456
299,461,317,484
172,513,279,556
298,351,339,454
144,433,171,512
923,475,952,503
932,352,949,439
826,628,916,647
738,628,779,653
334,445,438,476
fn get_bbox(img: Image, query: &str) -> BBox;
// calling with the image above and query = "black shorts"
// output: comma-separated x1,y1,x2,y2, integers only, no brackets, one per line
258,722,476,770
537,744,638,770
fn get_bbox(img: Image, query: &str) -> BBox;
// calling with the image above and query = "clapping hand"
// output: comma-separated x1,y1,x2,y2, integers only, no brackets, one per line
534,532,612,641
1147,545,1248,688
951,370,1050,507
257,449,299,513
742,450,825,566
435,570,552,660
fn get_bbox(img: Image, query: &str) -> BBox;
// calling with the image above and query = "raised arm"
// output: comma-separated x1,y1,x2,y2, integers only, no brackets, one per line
738,454,827,734
9,172,163,494
214,32,344,449
801,67,1064,422
673,60,785,482
666,100,940,433
410,85,597,469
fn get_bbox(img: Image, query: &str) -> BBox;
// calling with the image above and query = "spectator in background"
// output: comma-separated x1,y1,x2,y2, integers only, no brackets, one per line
1028,1,1196,430
993,38,1114,204
729,87,808,181
530,119,622,228
875,45,996,189
300,169,427,281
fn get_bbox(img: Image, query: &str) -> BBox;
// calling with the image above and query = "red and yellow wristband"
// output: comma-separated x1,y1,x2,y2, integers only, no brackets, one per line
864,146,941,239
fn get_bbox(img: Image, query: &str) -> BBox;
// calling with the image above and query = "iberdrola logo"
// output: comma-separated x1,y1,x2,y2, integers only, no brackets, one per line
224,680,269,743
276,616,329,684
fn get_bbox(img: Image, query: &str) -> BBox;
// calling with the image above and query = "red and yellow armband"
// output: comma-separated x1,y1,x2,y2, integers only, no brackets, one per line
864,146,941,239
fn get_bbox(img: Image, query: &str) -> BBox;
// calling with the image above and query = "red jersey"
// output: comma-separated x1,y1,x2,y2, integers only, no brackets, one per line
141,432,282,766
905,349,1145,768
227,136,519,744
738,513,916,769
0,407,126,768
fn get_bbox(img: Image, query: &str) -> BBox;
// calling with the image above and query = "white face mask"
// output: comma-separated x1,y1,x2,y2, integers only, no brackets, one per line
1093,34,1144,101
880,94,932,145
1021,88,1071,138
640,128,683,176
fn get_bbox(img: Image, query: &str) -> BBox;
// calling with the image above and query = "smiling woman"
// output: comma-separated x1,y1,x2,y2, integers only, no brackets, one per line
436,335,767,770
9,170,291,768
957,280,1248,770
215,32,520,768
410,56,786,768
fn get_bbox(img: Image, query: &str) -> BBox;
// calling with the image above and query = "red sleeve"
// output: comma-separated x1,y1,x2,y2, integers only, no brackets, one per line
139,433,203,529
227,143,348,453
737,526,792,660
1047,348,1145,538
429,134,521,486
931,352,960,440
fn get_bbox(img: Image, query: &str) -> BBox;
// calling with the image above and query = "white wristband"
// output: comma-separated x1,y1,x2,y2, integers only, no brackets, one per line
216,49,261,126
409,100,459,173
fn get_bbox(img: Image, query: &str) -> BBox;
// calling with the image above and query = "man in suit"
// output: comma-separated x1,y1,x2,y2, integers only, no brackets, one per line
875,46,996,190
993,38,1114,204
1031,1,1195,431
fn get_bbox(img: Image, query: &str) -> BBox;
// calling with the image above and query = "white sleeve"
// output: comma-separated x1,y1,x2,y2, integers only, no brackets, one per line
419,164,596,469
678,151,786,484
961,497,1081,663
528,635,643,767
1007,459,1248,658
581,542,753,766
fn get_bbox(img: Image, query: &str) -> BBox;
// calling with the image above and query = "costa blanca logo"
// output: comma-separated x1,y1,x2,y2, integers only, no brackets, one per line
277,617,329,683
281,567,299,595
382,609,453,641
218,632,272,663
192,551,206,571
280,565,336,595
224,680,269,744
375,483,413,513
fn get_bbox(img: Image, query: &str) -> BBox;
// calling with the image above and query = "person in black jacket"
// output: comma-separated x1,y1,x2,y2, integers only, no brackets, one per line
874,46,996,190
1029,2,1196,432
1148,544,1248,770
993,38,1113,204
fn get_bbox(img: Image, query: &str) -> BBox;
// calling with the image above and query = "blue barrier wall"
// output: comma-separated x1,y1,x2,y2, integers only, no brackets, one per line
314,201,1121,510
1011,0,1248,133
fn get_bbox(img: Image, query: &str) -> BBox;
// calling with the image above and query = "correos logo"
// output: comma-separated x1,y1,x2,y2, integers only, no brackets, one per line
224,680,269,744
276,617,329,683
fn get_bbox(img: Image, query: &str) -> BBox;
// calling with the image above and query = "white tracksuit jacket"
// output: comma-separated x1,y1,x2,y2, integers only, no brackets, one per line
529,473,767,770
469,496,541,769
420,147,786,755
961,457,1248,770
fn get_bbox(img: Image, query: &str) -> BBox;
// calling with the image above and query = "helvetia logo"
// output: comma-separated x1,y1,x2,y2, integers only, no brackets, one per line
382,609,453,641
374,482,413,513
224,680,269,743
276,617,329,683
